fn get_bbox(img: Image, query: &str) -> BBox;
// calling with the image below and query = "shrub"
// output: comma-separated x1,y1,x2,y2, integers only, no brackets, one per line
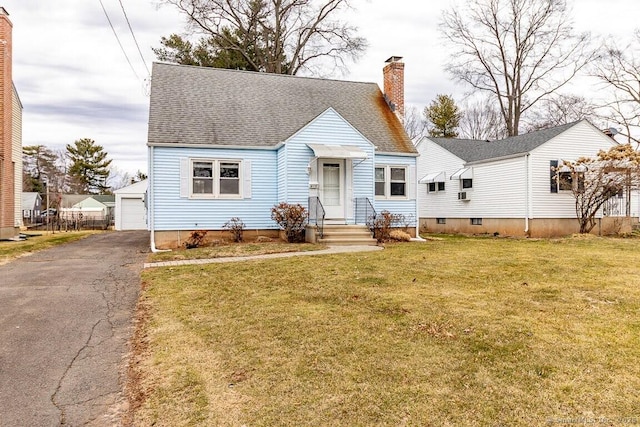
271,202,308,243
389,230,411,242
185,230,208,249
372,210,405,243
223,217,245,242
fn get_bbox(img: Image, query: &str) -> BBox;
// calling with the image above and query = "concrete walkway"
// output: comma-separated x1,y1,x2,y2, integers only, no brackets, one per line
144,245,384,268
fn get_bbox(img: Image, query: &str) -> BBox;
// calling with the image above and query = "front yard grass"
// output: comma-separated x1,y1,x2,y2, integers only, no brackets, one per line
131,235,640,426
0,231,98,265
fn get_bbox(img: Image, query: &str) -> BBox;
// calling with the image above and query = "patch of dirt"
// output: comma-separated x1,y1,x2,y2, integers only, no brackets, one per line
121,282,152,427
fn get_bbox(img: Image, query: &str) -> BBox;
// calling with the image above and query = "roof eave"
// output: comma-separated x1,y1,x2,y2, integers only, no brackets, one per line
465,152,529,166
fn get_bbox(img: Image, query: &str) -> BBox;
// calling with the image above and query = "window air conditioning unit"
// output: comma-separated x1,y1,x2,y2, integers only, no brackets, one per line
458,191,470,200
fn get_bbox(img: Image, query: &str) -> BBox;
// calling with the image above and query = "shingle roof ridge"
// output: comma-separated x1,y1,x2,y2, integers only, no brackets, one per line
152,61,378,87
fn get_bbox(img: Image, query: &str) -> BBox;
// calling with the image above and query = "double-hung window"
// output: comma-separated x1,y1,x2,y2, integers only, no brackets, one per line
191,159,242,198
375,167,386,197
375,165,408,198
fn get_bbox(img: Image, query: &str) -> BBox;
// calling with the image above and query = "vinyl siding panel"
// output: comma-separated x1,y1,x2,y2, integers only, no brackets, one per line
374,154,417,221
529,121,618,218
463,157,527,218
12,87,21,227
284,108,375,220
151,146,278,230
416,139,465,218
277,145,287,201
420,155,527,219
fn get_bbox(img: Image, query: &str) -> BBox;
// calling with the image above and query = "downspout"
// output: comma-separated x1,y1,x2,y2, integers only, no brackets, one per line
524,153,530,235
149,145,171,253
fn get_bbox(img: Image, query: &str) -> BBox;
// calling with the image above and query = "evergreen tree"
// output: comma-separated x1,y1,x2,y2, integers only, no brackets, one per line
66,138,112,194
425,94,461,138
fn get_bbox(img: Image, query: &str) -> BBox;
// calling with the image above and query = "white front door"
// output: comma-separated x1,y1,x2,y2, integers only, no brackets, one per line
319,159,345,219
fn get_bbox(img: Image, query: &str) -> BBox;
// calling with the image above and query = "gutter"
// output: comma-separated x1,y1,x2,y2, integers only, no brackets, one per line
524,153,530,235
149,145,171,253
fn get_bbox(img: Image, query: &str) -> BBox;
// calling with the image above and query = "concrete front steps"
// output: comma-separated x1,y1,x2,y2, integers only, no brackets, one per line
315,224,378,246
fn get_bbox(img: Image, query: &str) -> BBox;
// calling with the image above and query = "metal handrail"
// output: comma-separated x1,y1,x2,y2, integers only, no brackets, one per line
308,196,325,238
355,197,377,232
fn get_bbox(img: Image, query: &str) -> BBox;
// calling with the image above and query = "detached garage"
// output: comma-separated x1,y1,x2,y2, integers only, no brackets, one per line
114,180,148,231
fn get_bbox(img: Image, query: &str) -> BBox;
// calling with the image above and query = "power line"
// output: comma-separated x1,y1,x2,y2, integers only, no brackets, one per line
117,0,151,76
98,0,141,82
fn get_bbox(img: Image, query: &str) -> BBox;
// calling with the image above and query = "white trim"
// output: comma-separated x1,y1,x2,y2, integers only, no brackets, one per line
188,158,244,199
375,164,409,200
147,142,279,150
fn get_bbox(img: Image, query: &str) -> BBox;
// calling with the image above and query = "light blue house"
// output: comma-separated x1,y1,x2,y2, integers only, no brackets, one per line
147,58,418,250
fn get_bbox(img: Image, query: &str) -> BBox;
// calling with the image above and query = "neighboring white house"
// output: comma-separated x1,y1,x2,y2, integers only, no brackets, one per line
114,179,147,231
417,120,638,237
59,195,115,222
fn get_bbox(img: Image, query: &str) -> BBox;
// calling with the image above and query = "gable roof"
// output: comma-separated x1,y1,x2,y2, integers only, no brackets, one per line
114,179,148,195
427,121,581,163
22,192,41,210
91,195,115,205
148,62,416,155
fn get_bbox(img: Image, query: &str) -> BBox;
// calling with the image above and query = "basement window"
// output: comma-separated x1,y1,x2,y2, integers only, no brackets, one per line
470,218,482,226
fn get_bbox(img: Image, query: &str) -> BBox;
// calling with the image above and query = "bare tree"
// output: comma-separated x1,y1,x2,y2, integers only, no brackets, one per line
441,0,594,136
525,94,600,132
458,97,507,140
591,31,640,146
403,105,428,142
558,144,640,233
159,0,367,75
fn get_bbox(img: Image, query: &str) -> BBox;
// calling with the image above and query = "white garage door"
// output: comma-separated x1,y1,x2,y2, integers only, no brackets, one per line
120,197,147,230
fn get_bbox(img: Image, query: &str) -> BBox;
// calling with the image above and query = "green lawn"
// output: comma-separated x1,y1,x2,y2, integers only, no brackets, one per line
130,235,640,426
0,231,97,265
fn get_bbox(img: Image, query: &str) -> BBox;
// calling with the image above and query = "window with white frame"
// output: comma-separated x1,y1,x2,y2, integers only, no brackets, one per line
375,165,407,198
375,167,386,197
428,181,446,192
191,159,242,198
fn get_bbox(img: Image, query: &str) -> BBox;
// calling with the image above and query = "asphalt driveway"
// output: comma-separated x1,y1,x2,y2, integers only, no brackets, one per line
0,231,149,426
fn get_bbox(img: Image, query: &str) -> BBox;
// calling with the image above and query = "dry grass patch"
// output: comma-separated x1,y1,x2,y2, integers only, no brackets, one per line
147,242,325,263
130,236,640,426
0,231,98,265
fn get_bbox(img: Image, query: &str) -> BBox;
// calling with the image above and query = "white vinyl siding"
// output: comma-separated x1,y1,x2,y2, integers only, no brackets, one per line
12,87,22,227
417,139,466,219
529,121,618,218
417,121,622,222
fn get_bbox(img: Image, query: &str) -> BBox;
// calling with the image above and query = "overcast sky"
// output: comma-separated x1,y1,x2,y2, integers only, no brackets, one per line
4,0,640,177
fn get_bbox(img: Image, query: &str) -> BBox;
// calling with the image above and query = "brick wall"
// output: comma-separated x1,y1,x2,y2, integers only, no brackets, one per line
0,7,15,239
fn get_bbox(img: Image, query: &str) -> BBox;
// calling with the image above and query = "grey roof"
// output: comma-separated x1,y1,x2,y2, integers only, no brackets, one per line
60,195,91,207
428,121,581,163
148,62,416,154
91,195,115,205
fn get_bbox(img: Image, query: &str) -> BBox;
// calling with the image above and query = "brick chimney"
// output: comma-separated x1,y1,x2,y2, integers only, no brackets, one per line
383,56,404,122
0,6,14,239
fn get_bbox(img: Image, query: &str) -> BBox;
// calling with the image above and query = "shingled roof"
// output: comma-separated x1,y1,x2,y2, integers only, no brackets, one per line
428,121,581,163
147,62,416,155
